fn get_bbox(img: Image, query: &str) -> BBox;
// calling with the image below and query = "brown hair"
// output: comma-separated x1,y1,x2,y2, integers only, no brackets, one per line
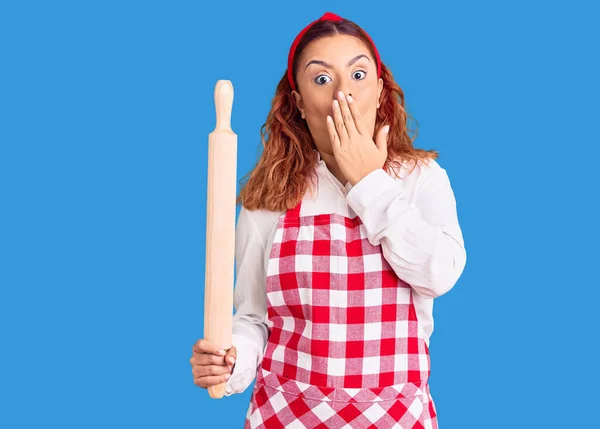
237,18,438,212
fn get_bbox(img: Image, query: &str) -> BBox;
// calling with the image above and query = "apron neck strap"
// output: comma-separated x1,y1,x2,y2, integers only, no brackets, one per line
286,200,302,218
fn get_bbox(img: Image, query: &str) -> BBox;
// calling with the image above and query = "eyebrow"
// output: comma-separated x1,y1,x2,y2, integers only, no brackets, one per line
304,54,371,70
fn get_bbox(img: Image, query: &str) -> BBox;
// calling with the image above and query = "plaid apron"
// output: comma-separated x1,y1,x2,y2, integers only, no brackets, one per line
244,200,438,429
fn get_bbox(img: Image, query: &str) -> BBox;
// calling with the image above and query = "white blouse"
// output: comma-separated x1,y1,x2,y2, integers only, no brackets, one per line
224,151,467,395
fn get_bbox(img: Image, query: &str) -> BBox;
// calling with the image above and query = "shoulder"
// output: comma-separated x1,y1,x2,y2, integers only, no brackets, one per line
390,156,445,179
237,206,283,249
386,156,449,194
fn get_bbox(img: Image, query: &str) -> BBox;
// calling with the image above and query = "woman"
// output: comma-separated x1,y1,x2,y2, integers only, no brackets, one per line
191,12,466,428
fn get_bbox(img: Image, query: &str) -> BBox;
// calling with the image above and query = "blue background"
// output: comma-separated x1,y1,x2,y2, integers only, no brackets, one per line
1,0,598,428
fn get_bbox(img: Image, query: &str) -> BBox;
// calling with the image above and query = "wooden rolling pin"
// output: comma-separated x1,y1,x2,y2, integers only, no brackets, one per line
204,80,237,399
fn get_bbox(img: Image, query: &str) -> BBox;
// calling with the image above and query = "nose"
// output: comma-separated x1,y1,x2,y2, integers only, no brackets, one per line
335,90,352,102
335,77,353,99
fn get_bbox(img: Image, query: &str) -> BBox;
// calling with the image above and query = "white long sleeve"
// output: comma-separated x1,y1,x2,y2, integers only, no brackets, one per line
224,207,270,396
346,162,467,299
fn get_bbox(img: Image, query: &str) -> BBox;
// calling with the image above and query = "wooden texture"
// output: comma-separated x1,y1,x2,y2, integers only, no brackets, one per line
204,80,237,399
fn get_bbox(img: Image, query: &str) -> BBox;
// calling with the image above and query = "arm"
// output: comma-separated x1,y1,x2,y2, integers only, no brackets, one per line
346,161,467,299
224,207,269,395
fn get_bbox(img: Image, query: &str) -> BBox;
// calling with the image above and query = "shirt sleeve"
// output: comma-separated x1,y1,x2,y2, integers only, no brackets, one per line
224,207,270,396
345,162,467,299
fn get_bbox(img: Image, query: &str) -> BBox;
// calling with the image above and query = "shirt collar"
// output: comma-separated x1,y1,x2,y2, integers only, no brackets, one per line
314,150,353,194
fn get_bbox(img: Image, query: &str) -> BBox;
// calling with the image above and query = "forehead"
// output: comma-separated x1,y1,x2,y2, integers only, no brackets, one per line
300,34,373,64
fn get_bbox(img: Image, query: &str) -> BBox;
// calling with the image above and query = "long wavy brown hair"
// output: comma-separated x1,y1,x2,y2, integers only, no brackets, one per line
237,18,438,212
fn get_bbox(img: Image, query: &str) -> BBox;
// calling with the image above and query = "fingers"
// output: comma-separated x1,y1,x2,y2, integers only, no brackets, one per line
192,362,232,378
190,339,228,367
375,125,391,154
335,91,360,136
345,93,365,135
326,115,341,151
194,372,232,389
191,338,236,390
192,338,227,356
332,99,349,148
190,351,226,366
224,345,237,369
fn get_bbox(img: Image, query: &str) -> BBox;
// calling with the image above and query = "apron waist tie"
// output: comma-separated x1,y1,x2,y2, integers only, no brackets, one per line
256,367,431,404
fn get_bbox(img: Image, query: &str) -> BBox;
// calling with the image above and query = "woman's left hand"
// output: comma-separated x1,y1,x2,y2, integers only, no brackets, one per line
326,90,390,186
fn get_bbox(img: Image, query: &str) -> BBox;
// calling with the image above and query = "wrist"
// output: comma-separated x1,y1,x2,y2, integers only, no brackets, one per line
350,167,379,186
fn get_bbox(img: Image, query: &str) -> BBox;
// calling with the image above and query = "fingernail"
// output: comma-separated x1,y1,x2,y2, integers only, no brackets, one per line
333,100,339,108
228,357,236,365
225,374,231,380
327,115,333,123
338,91,345,99
218,349,226,356
347,94,353,103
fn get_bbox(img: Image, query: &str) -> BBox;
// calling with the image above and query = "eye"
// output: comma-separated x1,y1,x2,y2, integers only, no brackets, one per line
353,70,367,80
314,74,332,85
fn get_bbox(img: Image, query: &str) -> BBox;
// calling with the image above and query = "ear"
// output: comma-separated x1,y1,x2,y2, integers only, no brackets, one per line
292,90,306,119
376,78,383,109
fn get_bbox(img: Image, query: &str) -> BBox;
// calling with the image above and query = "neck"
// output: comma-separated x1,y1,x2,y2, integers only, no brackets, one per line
318,150,348,186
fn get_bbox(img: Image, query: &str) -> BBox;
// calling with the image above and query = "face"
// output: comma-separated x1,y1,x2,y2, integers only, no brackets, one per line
292,34,384,156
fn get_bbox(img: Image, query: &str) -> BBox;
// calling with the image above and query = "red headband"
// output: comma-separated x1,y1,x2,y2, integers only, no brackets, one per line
287,12,382,91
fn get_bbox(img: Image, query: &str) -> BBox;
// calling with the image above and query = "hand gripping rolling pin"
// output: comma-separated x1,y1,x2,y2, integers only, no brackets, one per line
204,80,237,399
